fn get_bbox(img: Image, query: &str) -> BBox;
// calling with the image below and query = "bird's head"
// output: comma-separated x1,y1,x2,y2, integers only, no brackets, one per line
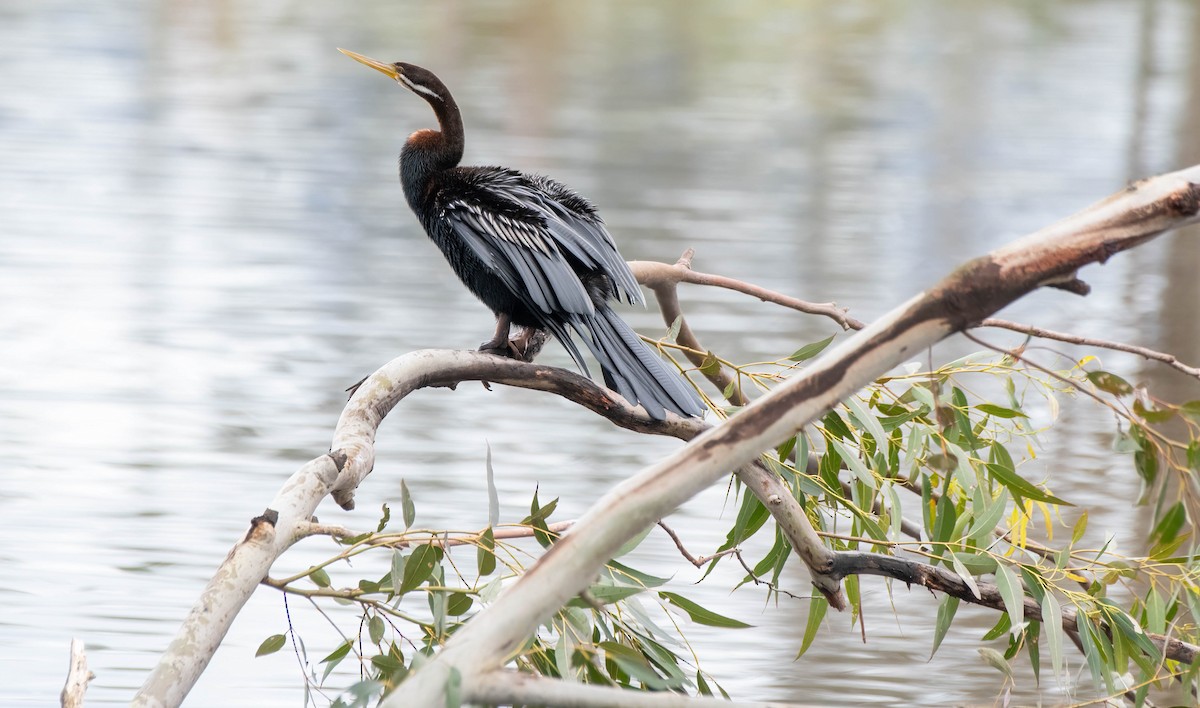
338,49,450,104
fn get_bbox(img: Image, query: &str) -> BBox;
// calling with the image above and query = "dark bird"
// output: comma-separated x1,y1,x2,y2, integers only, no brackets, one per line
340,49,704,420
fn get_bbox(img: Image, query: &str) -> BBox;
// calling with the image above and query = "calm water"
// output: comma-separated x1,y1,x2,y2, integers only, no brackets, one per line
3,1,1199,705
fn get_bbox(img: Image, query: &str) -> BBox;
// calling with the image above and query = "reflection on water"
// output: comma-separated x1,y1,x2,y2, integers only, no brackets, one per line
2,0,1198,705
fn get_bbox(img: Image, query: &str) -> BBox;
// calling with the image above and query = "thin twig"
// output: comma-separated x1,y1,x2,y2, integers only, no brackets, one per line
982,317,1200,379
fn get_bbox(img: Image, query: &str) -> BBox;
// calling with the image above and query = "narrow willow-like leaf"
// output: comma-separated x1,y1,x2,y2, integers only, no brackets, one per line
1151,501,1187,546
949,553,981,600
600,641,673,690
446,666,462,708
376,503,391,533
390,549,405,595
797,593,828,658
606,560,672,589
975,403,1028,419
321,639,353,682
994,562,1024,634
830,438,874,487
613,523,654,558
400,479,415,530
1042,592,1064,680
485,442,499,528
1145,588,1166,635
987,443,1070,505
659,591,752,628
788,333,835,362
968,488,1010,543
666,315,683,343
1071,511,1089,545
931,595,960,658
844,396,886,452
977,647,1013,680
255,633,286,657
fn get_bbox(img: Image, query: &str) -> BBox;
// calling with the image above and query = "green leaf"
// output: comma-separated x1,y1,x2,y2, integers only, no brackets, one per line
797,593,828,658
994,562,1024,634
376,503,391,533
522,491,560,547
1150,502,1187,547
788,334,835,362
309,566,331,588
1086,370,1133,396
1133,399,1176,424
485,442,499,527
400,479,415,530
949,552,981,600
845,396,887,451
476,526,496,577
390,549,405,595
931,595,960,658
606,560,672,589
968,488,1010,543
1181,400,1200,420
975,403,1027,419
368,615,385,645
977,647,1013,680
725,492,769,551
1071,511,1089,545
1075,612,1110,692
665,315,683,343
932,494,958,552
570,583,647,606
981,612,1012,641
986,443,1070,505
951,552,996,575
698,350,722,377
321,639,353,682
613,523,654,558
599,641,673,690
776,435,797,463
446,666,462,707
1042,592,1064,679
822,410,854,440
659,591,751,628
446,592,474,616
400,544,443,594
255,633,286,657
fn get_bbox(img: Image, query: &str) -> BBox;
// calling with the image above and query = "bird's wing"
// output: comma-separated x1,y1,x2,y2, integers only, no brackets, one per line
440,170,642,317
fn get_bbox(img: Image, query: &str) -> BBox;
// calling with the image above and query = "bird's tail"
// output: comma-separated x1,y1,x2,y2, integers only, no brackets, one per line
571,307,705,420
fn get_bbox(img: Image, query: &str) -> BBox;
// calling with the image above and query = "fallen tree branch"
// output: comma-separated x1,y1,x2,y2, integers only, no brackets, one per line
388,166,1200,706
134,349,840,706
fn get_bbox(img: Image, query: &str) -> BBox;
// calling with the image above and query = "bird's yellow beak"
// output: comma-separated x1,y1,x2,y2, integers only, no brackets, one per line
338,48,400,80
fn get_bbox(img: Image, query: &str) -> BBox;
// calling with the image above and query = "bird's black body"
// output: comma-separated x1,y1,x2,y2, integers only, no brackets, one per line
342,51,704,419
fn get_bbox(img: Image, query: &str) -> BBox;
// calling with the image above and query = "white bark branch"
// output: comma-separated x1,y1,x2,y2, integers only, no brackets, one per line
469,669,810,707
60,638,93,708
388,166,1200,705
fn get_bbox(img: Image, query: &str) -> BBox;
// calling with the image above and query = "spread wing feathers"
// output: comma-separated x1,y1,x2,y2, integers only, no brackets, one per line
449,206,595,316
442,170,643,318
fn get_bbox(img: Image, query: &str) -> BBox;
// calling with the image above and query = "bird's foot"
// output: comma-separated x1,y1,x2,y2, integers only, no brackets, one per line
476,327,548,363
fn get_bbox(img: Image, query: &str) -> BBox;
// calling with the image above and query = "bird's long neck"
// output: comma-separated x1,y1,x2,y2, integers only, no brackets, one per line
400,93,464,212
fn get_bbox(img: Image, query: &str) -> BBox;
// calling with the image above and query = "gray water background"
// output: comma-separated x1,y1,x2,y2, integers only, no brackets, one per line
3,0,1200,705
